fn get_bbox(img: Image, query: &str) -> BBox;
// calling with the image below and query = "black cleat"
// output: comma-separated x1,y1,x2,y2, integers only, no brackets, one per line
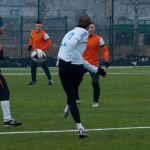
28,81,37,85
78,128,87,139
62,112,69,118
4,119,22,127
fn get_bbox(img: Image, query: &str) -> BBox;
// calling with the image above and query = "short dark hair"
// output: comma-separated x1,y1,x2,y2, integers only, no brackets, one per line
90,21,94,25
36,20,42,24
77,16,91,29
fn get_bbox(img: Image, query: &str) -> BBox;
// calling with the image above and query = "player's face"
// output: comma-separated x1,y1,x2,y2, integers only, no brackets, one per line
88,24,95,36
35,23,42,32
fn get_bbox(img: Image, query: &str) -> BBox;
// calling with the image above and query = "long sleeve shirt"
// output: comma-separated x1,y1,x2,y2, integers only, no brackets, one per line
58,27,98,74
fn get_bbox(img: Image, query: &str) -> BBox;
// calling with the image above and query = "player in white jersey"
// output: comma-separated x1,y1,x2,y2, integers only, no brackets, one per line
57,16,106,138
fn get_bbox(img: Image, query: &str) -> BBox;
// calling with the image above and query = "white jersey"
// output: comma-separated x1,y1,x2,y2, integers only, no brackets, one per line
58,27,98,74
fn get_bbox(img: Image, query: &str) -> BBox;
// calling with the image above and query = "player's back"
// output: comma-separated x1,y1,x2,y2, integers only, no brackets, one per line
58,27,88,64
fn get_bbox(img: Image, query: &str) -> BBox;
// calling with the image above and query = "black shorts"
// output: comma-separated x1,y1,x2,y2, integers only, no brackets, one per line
0,74,9,100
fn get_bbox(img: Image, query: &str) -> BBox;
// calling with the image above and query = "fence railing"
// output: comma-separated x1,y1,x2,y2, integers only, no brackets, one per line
1,16,150,63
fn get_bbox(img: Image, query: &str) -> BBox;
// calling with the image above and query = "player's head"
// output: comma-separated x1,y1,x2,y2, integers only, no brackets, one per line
0,16,5,35
77,16,91,29
88,21,95,36
35,20,43,32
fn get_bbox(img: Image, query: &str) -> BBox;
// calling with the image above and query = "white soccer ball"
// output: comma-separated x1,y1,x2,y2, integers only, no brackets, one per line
31,49,46,62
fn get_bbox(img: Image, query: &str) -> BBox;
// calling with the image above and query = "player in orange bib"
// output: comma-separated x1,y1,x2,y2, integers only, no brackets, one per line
28,20,53,85
82,21,109,107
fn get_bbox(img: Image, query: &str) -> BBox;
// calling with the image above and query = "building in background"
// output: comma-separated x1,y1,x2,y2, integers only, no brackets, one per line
0,0,150,62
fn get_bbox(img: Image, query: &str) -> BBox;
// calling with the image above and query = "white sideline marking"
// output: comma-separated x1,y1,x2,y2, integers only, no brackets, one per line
0,126,150,135
1,66,150,70
2,72,150,76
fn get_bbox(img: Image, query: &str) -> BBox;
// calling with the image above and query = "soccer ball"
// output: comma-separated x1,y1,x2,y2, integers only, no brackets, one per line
31,49,46,62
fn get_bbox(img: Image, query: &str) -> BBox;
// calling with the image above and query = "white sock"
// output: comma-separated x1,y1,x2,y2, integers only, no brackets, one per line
76,123,84,130
64,104,70,113
1,101,12,122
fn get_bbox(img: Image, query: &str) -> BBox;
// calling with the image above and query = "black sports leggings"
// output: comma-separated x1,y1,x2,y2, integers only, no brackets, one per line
59,59,84,123
31,60,51,81
0,74,9,101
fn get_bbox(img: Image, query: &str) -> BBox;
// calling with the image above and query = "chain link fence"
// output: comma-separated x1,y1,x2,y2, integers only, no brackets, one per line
1,0,150,66
0,16,67,59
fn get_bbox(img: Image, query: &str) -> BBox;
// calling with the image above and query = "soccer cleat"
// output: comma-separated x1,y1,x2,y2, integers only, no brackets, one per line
28,81,37,85
78,128,87,139
48,80,53,85
4,119,22,127
92,102,99,107
62,112,69,118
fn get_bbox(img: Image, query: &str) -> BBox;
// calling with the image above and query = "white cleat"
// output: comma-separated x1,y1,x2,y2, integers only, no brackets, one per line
92,102,99,107
78,128,87,139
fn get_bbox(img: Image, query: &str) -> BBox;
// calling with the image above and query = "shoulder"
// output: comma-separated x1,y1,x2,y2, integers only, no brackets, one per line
31,29,36,35
30,30,35,37
93,34,101,40
41,30,47,34
31,29,35,33
74,27,88,34
94,35,104,43
75,27,88,39
90,35,101,43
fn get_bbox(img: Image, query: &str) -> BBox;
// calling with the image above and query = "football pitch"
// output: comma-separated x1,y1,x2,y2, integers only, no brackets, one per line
0,66,150,150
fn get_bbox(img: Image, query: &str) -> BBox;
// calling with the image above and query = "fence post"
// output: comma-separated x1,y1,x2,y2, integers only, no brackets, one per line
111,0,114,62
65,16,68,33
20,16,23,58
109,16,112,61
38,0,40,21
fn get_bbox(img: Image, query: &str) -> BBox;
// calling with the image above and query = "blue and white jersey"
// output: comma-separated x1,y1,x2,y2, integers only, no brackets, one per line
58,27,98,73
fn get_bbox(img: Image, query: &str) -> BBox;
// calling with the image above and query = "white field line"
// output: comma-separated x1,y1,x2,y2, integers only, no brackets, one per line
2,72,150,76
1,66,150,70
0,126,150,135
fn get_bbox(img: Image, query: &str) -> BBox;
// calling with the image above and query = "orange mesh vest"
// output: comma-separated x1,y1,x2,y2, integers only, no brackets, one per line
83,34,109,66
83,35,100,66
29,29,52,52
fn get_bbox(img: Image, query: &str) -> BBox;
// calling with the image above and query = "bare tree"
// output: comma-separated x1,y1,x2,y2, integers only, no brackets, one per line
120,0,141,55
127,0,139,55
92,0,112,24
133,0,139,55
39,0,55,26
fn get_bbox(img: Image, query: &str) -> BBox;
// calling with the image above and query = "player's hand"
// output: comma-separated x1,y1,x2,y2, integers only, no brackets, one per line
105,62,109,68
28,45,32,51
96,67,106,77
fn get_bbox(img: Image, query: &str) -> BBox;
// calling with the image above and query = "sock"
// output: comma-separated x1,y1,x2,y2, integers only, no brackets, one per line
0,101,12,122
76,123,84,130
64,104,70,113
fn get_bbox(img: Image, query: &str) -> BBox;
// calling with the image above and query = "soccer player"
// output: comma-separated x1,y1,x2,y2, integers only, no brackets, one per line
0,16,22,127
62,21,109,118
57,16,106,138
82,21,109,107
28,20,53,85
